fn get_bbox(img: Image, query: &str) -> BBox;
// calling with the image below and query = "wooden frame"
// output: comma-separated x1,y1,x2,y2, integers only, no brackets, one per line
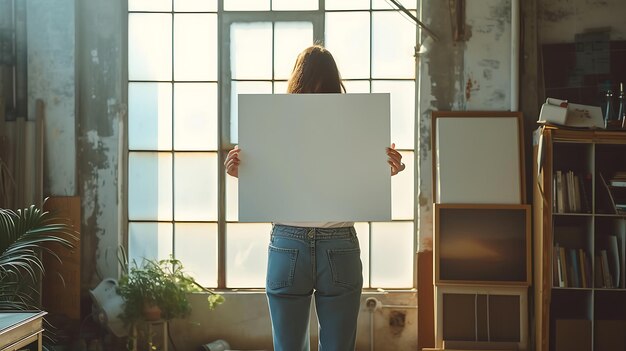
434,285,528,351
434,203,532,286
431,111,526,205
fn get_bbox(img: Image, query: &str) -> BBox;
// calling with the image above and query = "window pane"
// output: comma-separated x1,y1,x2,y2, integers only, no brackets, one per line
325,0,369,10
175,223,218,287
231,22,272,79
372,81,415,149
224,0,270,11
129,0,171,11
325,12,370,79
230,81,272,143
272,0,317,11
128,152,173,220
174,83,218,150
343,80,370,93
129,13,172,81
273,81,288,94
174,14,217,81
226,174,238,221
128,82,172,150
274,22,313,80
128,222,173,267
372,0,417,10
226,223,272,287
371,222,413,287
372,11,416,78
392,151,414,220
174,0,217,12
174,153,218,221
354,222,370,287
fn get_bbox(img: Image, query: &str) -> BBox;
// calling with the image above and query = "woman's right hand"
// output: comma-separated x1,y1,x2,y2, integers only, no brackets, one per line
224,145,241,178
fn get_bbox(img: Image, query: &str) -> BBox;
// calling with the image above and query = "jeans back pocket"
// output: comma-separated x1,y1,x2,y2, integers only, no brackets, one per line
328,248,362,288
267,245,298,289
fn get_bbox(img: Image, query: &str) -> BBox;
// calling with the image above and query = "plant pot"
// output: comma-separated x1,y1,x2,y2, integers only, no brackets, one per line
142,303,162,321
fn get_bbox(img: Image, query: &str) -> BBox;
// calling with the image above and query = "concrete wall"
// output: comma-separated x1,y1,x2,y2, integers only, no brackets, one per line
170,292,418,350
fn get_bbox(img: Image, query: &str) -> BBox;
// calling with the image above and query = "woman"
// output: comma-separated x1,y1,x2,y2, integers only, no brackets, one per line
224,45,405,351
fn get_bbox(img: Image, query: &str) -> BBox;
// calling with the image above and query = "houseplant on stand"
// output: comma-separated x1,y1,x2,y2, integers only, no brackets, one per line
117,255,224,349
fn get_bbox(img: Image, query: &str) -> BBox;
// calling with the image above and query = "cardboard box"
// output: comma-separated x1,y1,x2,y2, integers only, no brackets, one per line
555,319,591,351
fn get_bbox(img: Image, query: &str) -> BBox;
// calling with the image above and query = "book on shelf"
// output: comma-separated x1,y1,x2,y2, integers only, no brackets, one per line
567,172,577,212
569,248,580,288
556,170,566,213
609,171,626,187
579,248,588,288
560,246,569,287
611,180,626,187
600,250,614,288
608,235,621,288
578,173,592,213
595,255,604,288
553,244,562,287
582,250,593,288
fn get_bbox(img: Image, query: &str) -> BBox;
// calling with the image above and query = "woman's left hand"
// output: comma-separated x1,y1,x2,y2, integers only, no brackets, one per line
387,143,405,176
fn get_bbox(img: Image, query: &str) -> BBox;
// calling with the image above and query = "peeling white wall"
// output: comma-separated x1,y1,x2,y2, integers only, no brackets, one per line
27,0,76,196
417,0,516,251
464,0,512,110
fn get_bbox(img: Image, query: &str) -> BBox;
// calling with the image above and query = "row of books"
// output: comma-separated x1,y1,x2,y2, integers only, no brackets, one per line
553,235,625,289
553,245,592,288
552,170,591,214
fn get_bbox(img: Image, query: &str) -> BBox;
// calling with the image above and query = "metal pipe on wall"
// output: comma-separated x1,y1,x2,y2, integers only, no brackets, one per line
511,0,520,111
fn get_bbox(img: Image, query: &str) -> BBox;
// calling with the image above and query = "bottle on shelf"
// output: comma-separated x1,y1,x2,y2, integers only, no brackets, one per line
618,82,625,129
604,87,618,129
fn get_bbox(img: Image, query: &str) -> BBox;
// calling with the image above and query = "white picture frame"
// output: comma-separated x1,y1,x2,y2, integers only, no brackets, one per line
432,111,525,204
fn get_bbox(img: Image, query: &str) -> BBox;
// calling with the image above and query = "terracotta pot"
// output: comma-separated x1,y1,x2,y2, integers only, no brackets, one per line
142,302,162,321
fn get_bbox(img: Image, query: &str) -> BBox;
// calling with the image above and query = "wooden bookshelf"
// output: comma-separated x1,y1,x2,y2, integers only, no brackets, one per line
533,127,626,351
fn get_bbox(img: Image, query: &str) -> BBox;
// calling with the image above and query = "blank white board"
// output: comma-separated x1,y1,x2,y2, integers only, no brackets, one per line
238,93,391,222
436,117,521,204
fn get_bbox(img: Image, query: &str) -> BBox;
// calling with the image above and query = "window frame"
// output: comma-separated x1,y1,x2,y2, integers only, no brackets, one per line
125,0,419,291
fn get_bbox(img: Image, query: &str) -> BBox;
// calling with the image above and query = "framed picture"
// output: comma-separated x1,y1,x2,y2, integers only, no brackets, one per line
434,203,531,286
431,111,525,204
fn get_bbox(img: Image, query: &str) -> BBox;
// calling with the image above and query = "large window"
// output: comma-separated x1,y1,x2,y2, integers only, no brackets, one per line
127,0,417,289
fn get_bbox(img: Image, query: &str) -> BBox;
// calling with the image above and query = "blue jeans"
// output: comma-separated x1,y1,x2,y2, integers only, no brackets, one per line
266,225,363,351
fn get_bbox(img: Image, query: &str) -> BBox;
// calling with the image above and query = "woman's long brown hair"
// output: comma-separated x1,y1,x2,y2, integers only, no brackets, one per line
286,45,346,94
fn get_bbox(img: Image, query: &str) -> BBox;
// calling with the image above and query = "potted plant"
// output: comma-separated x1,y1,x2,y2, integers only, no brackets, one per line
117,256,224,326
0,200,77,351
0,201,77,311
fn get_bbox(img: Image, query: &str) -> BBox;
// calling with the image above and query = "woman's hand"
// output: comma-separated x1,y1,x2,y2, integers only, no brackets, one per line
225,145,241,178
387,143,405,176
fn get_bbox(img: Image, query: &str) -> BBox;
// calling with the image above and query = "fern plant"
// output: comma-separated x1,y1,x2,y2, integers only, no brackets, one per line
0,201,77,311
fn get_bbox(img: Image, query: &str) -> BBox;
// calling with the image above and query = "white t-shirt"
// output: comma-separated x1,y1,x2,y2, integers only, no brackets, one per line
274,222,354,228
